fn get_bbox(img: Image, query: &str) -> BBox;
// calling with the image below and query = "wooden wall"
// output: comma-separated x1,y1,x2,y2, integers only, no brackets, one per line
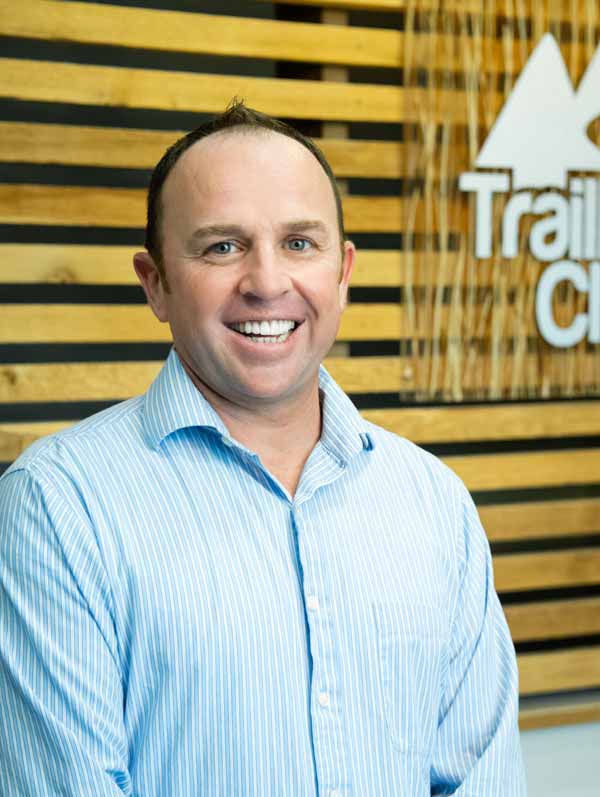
1,0,599,730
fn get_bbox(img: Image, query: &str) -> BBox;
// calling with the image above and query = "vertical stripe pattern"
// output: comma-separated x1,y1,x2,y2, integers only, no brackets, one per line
0,349,526,796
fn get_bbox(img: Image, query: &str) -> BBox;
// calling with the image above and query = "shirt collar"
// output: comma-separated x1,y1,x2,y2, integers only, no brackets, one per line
317,365,375,465
143,349,229,450
143,349,374,461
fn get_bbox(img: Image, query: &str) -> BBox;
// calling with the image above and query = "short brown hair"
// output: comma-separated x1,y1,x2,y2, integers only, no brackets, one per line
144,98,346,286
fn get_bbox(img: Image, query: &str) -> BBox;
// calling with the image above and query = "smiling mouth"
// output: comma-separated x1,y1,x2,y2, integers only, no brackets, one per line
228,319,300,344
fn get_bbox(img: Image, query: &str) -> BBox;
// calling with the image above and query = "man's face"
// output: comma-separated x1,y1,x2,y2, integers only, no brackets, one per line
136,130,354,412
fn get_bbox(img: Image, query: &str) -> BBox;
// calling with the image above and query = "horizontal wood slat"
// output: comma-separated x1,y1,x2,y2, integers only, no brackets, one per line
480,499,600,542
518,646,600,695
494,549,600,591
3,362,599,441
0,58,496,124
0,0,403,69
362,402,600,442
505,597,600,642
445,449,600,491
519,699,600,731
0,244,140,285
0,184,434,233
0,304,404,343
0,123,412,178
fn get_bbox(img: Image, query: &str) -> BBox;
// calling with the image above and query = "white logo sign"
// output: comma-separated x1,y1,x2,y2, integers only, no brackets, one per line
459,33,600,348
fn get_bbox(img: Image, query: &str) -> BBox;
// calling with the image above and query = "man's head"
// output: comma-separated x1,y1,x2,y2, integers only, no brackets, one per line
134,100,355,413
145,99,346,288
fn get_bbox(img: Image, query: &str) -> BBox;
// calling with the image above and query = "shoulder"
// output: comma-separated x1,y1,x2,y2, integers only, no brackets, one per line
363,419,462,491
3,395,145,484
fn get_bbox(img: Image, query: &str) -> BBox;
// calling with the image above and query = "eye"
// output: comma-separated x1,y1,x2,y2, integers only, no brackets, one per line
207,241,238,256
287,237,312,252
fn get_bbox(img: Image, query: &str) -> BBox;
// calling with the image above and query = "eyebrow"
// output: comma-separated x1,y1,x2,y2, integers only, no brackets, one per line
187,225,247,246
284,220,329,236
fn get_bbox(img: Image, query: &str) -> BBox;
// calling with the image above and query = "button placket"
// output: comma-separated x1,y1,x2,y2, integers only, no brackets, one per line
292,503,348,795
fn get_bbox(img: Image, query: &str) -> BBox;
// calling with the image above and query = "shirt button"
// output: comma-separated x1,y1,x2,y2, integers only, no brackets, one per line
306,595,320,611
330,790,340,797
318,691,330,707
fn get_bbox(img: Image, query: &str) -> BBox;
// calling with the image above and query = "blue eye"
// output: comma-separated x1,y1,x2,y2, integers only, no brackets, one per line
211,241,235,255
288,238,311,251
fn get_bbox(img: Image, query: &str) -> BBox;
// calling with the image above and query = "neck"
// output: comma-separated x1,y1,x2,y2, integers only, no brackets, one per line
179,359,322,496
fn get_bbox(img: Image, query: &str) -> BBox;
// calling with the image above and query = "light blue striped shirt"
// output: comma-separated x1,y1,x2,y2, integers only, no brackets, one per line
0,349,526,796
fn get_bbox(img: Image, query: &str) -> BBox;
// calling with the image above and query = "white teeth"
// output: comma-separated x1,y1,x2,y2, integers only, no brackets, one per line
231,319,296,339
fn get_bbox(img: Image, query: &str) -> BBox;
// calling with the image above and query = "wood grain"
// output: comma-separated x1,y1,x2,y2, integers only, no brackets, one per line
0,57,498,124
518,647,600,695
494,549,600,591
362,402,600,442
505,597,600,642
0,123,412,179
0,304,405,343
480,499,600,541
445,449,600,491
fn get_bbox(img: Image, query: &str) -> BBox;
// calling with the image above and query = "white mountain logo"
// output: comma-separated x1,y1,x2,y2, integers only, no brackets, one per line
476,33,600,190
459,33,600,348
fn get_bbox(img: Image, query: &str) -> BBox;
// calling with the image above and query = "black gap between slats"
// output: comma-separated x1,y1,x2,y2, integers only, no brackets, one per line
0,36,277,78
515,636,600,654
0,343,171,363
1,285,146,303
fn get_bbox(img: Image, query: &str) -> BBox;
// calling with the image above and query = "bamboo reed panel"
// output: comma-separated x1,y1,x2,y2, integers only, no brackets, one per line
269,0,599,24
385,0,600,401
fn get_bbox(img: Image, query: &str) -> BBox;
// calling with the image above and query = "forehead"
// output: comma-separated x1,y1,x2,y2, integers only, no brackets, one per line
161,129,337,222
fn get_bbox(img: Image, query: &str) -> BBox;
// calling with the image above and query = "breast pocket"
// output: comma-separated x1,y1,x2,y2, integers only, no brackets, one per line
374,601,446,756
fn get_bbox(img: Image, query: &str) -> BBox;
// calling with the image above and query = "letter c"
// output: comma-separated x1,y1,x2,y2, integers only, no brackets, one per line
535,260,588,348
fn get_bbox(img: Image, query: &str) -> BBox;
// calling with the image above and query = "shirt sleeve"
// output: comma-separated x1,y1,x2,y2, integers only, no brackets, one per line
0,466,132,796
430,479,527,795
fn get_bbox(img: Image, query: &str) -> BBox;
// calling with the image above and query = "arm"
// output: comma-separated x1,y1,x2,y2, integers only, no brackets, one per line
430,481,527,795
0,467,132,796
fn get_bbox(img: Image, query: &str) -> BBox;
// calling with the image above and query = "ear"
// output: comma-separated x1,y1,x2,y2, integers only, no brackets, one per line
338,239,356,310
133,251,169,323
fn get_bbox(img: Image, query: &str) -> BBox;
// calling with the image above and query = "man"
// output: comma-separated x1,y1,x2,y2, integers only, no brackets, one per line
0,102,526,795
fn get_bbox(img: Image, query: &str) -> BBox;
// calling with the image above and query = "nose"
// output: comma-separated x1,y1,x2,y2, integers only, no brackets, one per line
238,243,292,302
